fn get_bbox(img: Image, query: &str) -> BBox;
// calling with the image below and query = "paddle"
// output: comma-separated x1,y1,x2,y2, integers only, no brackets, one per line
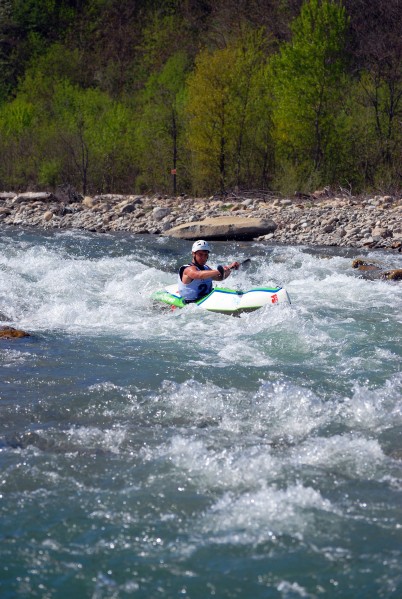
217,258,251,280
231,258,251,270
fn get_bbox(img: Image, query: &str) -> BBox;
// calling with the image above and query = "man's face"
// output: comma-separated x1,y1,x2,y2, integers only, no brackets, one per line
193,250,209,265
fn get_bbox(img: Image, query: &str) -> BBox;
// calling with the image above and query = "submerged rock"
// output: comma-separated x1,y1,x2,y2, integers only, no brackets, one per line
351,259,402,281
6,432,52,450
352,258,382,271
382,269,402,281
0,326,30,338
4,431,108,455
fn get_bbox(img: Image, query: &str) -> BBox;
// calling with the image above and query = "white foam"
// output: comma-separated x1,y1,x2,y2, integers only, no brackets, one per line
158,434,277,491
289,435,385,479
277,580,310,598
0,348,31,367
146,378,325,442
2,236,401,354
64,425,127,453
199,483,337,544
338,374,402,432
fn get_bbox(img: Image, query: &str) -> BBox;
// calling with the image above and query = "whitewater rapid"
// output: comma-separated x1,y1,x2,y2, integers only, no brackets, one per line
1,228,401,598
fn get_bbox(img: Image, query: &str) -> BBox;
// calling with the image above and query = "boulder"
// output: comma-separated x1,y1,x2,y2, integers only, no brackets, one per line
82,196,96,208
0,192,16,201
94,194,126,203
372,226,392,238
0,208,12,218
54,184,83,204
153,207,171,221
352,258,382,271
13,192,56,203
120,203,137,214
0,326,30,338
164,216,277,241
382,269,402,281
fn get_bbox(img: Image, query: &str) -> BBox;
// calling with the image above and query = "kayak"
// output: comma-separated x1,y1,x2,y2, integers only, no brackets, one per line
152,284,291,315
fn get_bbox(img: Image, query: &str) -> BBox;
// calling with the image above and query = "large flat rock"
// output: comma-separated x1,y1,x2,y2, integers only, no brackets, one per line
164,216,277,241
13,192,56,203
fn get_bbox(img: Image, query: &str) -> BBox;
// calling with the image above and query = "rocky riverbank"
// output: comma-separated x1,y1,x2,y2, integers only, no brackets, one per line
0,189,401,252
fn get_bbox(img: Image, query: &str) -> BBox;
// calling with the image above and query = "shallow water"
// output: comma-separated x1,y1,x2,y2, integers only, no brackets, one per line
1,227,402,598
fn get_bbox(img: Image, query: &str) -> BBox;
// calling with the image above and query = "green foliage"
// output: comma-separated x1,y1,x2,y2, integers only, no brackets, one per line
186,29,273,194
45,81,137,193
0,0,14,101
0,72,137,192
0,0,401,194
0,95,34,135
139,13,182,73
135,51,191,193
18,43,87,107
352,71,402,192
270,0,350,191
0,93,38,187
0,0,78,102
133,7,201,96
11,0,75,35
38,158,62,188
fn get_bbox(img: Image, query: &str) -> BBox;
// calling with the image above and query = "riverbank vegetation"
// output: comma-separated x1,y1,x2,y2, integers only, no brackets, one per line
0,0,401,196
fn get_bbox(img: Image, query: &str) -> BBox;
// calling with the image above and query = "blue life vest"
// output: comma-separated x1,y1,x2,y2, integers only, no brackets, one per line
177,263,213,301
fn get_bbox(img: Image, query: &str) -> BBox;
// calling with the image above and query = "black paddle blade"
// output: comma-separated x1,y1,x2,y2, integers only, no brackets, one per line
239,259,251,269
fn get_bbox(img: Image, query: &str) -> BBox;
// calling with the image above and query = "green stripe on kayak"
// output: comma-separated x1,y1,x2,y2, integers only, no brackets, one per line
151,290,186,308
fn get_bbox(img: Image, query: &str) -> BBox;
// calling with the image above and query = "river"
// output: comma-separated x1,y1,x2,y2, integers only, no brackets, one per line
1,227,402,598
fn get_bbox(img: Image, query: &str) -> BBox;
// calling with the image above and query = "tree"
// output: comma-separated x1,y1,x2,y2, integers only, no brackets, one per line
346,0,402,188
135,51,190,194
270,0,349,191
0,95,37,187
185,29,273,194
230,29,275,189
0,0,78,102
0,70,137,193
0,0,14,102
47,82,137,194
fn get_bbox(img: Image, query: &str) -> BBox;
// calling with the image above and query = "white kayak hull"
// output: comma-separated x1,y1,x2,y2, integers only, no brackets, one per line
152,285,291,315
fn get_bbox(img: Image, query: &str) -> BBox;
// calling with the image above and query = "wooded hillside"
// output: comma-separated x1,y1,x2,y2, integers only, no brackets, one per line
0,0,401,196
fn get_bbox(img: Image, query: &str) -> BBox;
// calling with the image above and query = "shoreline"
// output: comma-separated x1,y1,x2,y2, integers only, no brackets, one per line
0,190,401,252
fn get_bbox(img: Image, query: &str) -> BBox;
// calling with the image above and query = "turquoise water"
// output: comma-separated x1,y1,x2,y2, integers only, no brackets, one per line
1,228,402,598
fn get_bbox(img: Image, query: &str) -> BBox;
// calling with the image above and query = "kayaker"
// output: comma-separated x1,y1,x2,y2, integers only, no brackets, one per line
178,240,240,302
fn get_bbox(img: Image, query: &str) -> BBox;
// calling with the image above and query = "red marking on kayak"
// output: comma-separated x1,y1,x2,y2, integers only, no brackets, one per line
271,294,278,304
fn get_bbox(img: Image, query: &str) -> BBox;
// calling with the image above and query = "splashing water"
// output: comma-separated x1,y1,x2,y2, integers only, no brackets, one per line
1,228,401,598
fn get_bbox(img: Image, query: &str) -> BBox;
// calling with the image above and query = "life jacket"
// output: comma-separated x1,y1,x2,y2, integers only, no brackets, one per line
177,263,213,301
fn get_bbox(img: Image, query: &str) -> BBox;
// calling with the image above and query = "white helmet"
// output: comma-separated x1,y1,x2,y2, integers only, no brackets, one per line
192,240,211,253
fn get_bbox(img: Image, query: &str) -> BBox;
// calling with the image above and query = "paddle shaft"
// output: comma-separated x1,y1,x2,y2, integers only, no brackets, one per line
216,258,250,280
229,258,251,270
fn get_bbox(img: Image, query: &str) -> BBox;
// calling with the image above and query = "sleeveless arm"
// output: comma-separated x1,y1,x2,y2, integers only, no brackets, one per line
181,265,225,283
